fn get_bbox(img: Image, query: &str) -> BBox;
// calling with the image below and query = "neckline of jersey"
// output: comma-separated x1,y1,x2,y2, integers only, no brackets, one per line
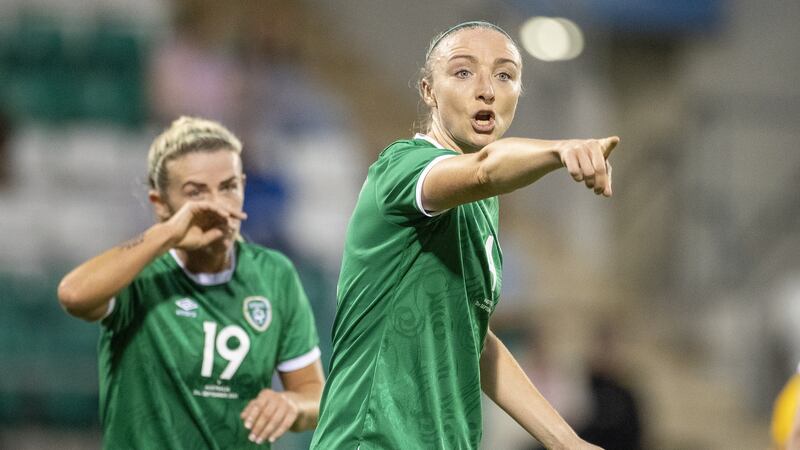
414,133,444,149
168,245,237,286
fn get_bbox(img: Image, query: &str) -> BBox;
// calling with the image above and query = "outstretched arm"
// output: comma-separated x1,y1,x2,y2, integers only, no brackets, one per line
57,201,245,321
422,136,618,213
480,329,601,450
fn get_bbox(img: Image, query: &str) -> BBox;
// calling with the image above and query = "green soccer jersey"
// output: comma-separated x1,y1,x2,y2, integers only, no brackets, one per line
311,135,503,449
98,241,320,450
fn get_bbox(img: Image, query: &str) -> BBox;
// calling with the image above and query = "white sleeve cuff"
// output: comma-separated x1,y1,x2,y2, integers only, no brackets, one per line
101,297,116,320
277,346,321,372
415,154,456,217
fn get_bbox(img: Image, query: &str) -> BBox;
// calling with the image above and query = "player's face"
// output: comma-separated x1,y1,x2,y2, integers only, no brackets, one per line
424,28,522,153
162,149,246,252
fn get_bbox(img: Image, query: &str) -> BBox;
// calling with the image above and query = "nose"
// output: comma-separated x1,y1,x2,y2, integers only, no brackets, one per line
207,190,229,211
476,72,495,104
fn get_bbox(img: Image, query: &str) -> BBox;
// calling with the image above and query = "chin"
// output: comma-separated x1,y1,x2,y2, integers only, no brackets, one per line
205,238,233,255
469,133,497,150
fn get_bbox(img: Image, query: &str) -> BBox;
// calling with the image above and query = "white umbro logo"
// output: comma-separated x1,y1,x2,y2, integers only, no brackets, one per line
175,298,199,317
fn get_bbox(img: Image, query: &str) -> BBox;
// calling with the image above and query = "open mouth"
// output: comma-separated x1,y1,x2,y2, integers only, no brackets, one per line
472,111,495,133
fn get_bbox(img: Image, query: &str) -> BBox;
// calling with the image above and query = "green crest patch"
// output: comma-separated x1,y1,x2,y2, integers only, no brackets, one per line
243,296,272,332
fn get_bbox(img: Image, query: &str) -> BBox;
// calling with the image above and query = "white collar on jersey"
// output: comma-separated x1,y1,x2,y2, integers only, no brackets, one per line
169,247,237,286
414,133,444,149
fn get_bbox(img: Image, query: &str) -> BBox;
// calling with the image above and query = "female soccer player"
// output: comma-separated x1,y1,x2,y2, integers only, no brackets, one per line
58,117,324,448
310,22,616,449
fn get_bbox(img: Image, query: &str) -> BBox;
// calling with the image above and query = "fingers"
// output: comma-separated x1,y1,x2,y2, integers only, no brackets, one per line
244,395,279,444
559,137,617,198
249,402,283,444
562,151,582,181
241,390,298,445
600,136,619,158
226,209,248,221
195,228,225,246
268,412,297,443
588,140,608,195
190,202,247,222
576,148,596,189
562,152,583,181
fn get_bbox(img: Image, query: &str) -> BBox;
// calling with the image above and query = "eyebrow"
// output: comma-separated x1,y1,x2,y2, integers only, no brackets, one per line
181,176,238,189
181,181,206,189
495,57,520,68
447,54,520,68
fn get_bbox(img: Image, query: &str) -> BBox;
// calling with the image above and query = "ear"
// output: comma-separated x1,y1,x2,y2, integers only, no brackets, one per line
421,78,437,108
148,189,172,222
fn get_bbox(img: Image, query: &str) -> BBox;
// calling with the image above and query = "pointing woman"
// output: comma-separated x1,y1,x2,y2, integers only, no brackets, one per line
311,22,615,449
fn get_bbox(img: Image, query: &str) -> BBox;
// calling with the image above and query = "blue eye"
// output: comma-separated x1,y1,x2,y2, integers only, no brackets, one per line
456,69,471,78
497,72,511,81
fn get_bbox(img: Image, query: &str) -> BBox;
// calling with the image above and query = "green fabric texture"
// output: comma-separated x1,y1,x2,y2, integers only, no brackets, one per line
98,241,319,449
312,138,503,449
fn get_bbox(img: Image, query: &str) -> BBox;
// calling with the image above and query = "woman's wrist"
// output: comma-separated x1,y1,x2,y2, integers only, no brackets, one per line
148,222,180,253
284,391,317,431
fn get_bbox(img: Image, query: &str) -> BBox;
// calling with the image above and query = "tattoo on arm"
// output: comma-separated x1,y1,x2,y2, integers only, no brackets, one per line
119,233,145,250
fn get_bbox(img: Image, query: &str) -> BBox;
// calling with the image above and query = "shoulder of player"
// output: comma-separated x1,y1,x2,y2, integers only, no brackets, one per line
369,139,458,178
237,241,298,275
377,138,442,159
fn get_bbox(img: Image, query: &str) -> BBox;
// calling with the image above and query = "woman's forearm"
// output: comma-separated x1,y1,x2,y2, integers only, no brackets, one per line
57,222,176,321
480,330,584,450
477,137,564,196
285,385,322,431
422,136,616,213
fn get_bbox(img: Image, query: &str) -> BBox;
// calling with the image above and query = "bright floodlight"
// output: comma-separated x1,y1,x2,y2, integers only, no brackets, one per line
519,17,584,61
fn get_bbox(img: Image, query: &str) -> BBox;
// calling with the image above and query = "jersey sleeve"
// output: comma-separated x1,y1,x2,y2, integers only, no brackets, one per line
276,263,321,372
100,280,139,332
373,142,458,225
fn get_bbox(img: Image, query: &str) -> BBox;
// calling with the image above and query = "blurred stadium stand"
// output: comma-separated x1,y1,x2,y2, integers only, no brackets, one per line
1,0,799,449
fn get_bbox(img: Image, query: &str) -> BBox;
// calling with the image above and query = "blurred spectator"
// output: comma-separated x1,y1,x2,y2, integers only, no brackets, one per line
522,324,593,449
526,321,643,450
577,322,643,450
148,3,244,128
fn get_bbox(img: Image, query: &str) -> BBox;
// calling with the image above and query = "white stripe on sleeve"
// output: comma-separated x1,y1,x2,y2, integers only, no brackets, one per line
100,297,116,320
277,346,321,372
415,155,456,217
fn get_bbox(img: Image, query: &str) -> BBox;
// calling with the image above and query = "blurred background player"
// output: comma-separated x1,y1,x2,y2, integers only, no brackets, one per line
311,21,616,449
57,117,324,448
772,363,800,450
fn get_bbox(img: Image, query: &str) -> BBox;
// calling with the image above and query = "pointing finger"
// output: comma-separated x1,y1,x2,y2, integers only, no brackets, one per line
600,136,619,158
603,161,613,197
230,210,247,220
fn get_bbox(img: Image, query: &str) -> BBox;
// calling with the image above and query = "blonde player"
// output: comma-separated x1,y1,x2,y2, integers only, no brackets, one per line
58,117,324,448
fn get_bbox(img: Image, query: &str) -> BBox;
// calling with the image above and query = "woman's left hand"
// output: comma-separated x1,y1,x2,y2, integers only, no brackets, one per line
241,389,300,445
